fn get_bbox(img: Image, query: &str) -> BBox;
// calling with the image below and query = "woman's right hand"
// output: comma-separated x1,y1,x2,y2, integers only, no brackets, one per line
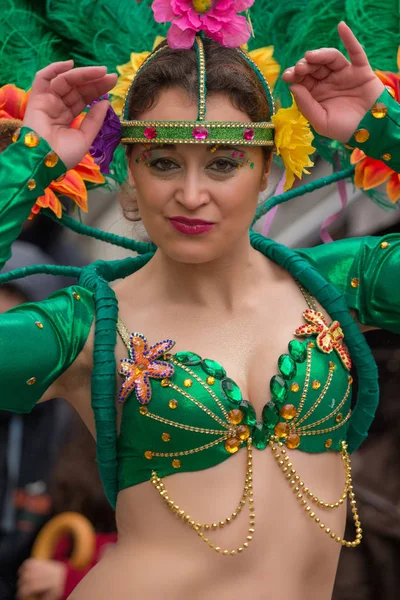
22,60,118,170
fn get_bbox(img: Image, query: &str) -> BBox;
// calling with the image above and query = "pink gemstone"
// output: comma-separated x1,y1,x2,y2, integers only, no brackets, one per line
243,127,255,141
192,126,209,141
144,127,157,140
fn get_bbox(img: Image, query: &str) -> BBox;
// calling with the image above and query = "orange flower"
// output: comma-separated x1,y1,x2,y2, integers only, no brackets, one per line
0,84,105,219
350,58,400,204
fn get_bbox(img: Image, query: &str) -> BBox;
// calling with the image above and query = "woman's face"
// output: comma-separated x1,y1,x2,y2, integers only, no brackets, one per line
128,87,270,264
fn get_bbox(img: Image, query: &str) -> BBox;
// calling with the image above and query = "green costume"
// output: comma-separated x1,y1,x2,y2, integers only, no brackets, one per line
1,89,400,514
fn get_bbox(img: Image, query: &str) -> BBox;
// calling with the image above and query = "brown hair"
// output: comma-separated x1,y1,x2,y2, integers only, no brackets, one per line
121,39,272,222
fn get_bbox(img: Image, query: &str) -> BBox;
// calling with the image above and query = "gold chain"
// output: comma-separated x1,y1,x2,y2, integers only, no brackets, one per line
270,438,362,547
151,438,256,556
296,282,318,311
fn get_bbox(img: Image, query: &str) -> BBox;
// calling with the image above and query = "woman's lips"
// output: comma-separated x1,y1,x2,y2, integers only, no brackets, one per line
169,217,214,236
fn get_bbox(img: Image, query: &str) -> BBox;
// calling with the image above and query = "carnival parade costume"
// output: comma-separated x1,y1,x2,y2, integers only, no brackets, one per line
1,0,400,556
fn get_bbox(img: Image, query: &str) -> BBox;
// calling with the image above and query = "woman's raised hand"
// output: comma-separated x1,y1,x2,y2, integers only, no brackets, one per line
22,61,118,170
282,22,385,143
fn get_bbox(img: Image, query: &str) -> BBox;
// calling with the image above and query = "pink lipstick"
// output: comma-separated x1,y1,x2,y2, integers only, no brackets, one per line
169,216,214,236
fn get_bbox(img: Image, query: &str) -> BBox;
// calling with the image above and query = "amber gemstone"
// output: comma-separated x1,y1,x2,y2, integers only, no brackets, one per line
325,439,333,449
169,399,178,409
354,128,370,143
380,241,390,248
307,341,315,348
280,404,297,421
221,378,242,403
225,437,241,454
27,179,36,190
386,85,396,97
286,433,301,449
278,354,297,380
270,375,288,405
72,292,80,301
44,151,59,168
162,433,171,442
172,459,181,468
24,131,40,148
351,278,360,288
329,361,336,371
381,154,392,162
312,380,321,390
26,377,36,386
206,376,215,385
175,351,202,366
349,376,353,384
139,406,148,415
184,379,193,387
202,358,226,379
237,425,250,441
144,450,153,459
288,340,307,363
35,321,44,329
228,409,244,425
335,413,343,423
290,382,300,393
371,102,388,119
274,422,289,438
161,378,170,387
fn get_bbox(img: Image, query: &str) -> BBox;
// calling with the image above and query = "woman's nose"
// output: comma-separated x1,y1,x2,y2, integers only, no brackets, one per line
174,172,210,210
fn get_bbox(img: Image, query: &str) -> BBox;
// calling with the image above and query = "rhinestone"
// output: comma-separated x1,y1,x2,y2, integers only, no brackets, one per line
206,376,215,385
192,126,209,140
243,127,255,141
201,358,226,379
183,379,192,387
225,438,241,454
145,451,153,459
27,179,36,190
288,339,307,362
351,278,360,288
144,126,157,139
307,341,315,348
35,321,44,329
336,413,343,423
72,292,80,300
386,85,396,97
228,409,244,425
286,433,300,449
329,361,336,370
262,401,279,427
24,131,40,147
274,422,289,439
12,128,21,143
44,151,59,168
382,153,392,162
252,422,268,450
239,400,257,426
270,375,288,405
221,378,242,403
172,459,181,468
139,406,148,415
169,399,178,409
312,380,321,390
325,439,333,449
280,404,297,421
236,424,250,441
371,102,387,119
354,129,370,143
175,351,202,366
161,379,170,387
26,377,36,385
278,354,297,380
380,241,390,248
290,382,300,392
162,433,171,442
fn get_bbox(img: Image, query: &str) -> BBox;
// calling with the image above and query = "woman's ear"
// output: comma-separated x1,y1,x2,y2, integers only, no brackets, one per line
260,152,273,192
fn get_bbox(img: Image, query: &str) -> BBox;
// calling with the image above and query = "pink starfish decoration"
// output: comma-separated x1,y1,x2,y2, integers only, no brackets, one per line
118,333,175,404
294,309,352,371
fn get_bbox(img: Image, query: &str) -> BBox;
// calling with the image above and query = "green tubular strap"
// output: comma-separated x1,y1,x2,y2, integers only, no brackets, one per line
0,264,82,285
249,231,379,453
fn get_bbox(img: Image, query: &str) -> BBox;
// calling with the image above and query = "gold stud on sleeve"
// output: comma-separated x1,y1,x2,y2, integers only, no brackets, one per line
354,129,370,143
24,131,40,148
27,179,36,190
26,377,36,386
44,152,59,168
351,278,360,288
371,102,388,119
382,153,392,162
380,241,390,249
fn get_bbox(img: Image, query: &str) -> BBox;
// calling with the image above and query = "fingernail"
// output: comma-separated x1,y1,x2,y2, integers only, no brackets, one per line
284,69,293,75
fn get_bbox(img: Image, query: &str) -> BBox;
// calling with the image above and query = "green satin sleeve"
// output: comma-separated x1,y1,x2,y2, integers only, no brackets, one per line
348,88,400,172
0,126,67,270
0,286,94,413
297,233,400,333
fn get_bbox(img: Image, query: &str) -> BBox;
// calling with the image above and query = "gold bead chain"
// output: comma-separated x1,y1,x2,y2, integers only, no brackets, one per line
270,438,362,547
151,438,256,555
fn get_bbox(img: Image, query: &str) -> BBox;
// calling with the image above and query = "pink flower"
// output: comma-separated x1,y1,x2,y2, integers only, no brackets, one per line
152,0,254,49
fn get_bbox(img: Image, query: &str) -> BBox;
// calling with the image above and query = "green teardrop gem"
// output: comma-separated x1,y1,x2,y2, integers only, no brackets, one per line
221,378,242,403
270,375,288,405
252,422,269,450
175,351,202,366
278,354,297,380
201,358,226,380
239,400,257,427
288,340,307,363
262,401,279,427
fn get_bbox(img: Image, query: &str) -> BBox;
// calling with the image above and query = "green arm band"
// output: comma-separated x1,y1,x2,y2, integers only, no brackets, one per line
348,88,400,172
0,127,67,270
0,286,94,414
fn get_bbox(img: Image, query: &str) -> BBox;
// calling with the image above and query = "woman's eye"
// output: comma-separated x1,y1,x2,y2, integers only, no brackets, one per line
149,158,179,172
208,159,238,173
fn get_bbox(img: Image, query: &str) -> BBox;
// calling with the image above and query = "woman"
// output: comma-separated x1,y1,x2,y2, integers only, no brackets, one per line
1,16,399,599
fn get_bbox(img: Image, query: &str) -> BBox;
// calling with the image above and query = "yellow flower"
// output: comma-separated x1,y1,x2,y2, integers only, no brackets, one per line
248,46,280,91
111,37,165,116
271,100,315,191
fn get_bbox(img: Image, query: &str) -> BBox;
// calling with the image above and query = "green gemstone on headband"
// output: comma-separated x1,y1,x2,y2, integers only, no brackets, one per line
121,120,275,146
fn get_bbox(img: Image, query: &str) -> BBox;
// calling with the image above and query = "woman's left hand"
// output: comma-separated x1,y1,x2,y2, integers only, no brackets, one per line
17,558,67,600
282,21,384,143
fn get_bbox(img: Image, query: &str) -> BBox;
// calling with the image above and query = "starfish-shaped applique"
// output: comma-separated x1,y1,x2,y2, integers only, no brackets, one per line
118,333,175,404
294,309,352,370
